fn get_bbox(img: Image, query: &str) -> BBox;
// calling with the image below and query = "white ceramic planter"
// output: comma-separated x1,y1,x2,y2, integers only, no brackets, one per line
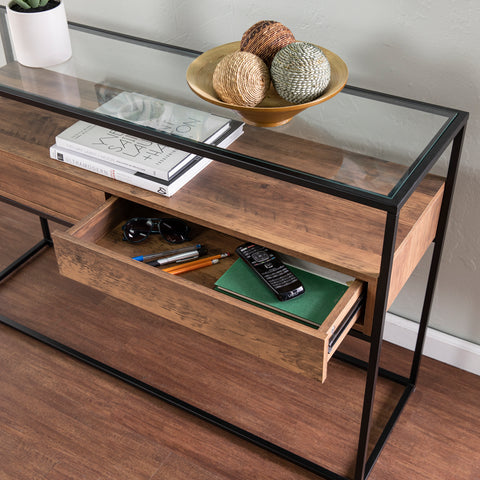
6,0,72,68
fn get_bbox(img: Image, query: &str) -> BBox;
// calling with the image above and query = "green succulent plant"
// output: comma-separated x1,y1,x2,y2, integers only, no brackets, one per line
11,0,50,9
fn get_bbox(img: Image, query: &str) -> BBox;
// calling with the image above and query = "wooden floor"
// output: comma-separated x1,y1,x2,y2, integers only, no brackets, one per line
1,200,479,480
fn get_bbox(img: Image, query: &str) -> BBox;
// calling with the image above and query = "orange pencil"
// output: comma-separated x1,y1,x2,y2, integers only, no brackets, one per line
162,252,230,273
167,258,219,275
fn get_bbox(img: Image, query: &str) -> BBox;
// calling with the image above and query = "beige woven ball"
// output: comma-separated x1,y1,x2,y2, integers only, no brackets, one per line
271,42,331,104
212,51,270,107
240,20,296,67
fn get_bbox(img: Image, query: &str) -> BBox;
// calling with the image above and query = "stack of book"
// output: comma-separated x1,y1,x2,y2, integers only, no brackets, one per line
50,91,244,197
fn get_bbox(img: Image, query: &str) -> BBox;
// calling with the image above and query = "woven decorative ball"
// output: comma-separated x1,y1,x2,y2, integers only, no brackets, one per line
212,51,270,107
240,20,296,67
271,42,331,104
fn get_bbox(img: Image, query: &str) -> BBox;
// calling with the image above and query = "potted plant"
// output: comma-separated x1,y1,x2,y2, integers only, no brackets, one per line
6,0,72,68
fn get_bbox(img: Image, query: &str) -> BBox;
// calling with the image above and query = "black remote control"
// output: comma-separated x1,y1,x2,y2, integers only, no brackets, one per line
236,243,305,301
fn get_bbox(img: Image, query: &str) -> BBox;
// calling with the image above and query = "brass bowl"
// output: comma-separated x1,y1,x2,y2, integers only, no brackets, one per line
186,41,348,127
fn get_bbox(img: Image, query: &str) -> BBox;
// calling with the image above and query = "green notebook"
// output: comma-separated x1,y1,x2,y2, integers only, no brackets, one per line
214,259,348,328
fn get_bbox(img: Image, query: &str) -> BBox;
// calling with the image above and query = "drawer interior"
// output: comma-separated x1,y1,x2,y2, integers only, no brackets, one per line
82,197,240,288
53,196,365,382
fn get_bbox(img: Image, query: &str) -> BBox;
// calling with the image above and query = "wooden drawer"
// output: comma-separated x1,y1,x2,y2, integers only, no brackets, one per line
0,151,105,224
52,196,364,383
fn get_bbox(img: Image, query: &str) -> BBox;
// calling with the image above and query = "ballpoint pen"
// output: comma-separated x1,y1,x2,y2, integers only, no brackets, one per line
132,244,202,262
166,258,220,275
162,252,231,272
147,246,208,267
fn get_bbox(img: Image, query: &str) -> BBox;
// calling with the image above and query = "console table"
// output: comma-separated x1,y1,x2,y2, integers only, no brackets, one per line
0,12,468,480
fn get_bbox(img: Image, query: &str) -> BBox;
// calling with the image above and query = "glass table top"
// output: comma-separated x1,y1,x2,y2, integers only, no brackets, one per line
0,12,464,208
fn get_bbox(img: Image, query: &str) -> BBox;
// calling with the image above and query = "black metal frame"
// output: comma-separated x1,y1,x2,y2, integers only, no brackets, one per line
0,14,469,480
0,215,52,283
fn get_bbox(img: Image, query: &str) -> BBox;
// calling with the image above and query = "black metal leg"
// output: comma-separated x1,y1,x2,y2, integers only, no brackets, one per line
409,126,466,385
354,210,400,480
40,216,53,245
0,216,53,282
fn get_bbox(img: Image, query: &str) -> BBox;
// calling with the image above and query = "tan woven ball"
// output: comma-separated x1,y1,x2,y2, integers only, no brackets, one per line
212,51,270,107
271,42,331,104
240,20,296,67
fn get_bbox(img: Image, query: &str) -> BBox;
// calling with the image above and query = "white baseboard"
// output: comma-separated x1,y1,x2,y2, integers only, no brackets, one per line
384,312,480,376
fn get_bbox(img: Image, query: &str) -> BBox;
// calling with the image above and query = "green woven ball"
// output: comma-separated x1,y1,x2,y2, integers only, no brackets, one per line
271,42,331,104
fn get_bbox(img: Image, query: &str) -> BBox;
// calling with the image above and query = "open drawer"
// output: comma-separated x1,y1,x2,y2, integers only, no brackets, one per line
52,196,365,383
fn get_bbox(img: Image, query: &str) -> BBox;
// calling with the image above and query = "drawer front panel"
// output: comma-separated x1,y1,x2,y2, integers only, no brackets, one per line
53,197,364,382
0,154,105,223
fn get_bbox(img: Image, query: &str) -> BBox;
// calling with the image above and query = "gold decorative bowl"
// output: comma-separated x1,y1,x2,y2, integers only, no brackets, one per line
186,41,348,127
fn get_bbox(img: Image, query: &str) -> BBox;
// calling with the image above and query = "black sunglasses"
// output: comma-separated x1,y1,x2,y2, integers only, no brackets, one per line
121,217,190,244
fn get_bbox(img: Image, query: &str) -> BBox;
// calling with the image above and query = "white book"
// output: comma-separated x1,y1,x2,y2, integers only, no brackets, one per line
55,91,234,180
50,145,211,197
50,123,244,197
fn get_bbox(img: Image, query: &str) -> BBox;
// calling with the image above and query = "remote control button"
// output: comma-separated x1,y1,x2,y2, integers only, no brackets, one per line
252,251,270,262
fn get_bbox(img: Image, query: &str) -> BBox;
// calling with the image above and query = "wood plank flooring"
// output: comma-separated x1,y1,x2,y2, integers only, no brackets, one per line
1,201,479,480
